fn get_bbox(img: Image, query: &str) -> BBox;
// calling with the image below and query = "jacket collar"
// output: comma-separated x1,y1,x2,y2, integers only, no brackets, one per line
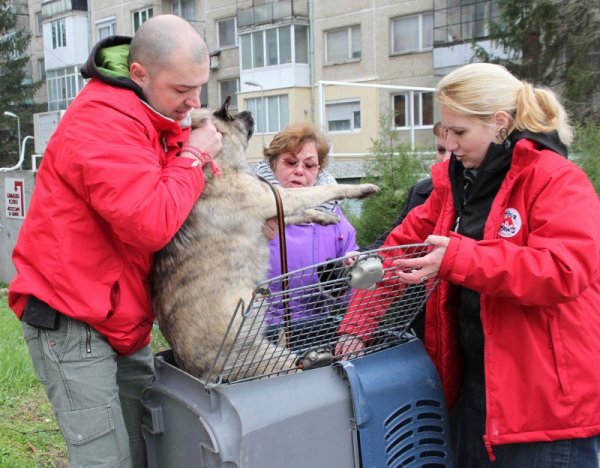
82,36,188,140
510,130,568,158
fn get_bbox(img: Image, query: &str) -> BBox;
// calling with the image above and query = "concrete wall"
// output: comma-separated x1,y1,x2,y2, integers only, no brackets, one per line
0,171,35,284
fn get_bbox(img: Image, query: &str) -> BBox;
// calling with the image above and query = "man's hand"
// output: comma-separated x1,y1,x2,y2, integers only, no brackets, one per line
185,122,223,160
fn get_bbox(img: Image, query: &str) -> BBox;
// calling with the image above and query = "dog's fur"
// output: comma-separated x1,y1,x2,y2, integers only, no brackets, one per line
152,99,379,381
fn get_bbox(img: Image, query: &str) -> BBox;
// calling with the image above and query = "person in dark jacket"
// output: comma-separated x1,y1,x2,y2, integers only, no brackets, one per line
364,122,451,251
362,123,450,339
9,15,222,467
337,62,600,467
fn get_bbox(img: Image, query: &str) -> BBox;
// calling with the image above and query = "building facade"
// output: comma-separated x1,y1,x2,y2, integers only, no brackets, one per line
23,0,501,176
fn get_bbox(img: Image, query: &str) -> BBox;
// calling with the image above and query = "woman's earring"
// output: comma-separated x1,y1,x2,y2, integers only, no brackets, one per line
498,127,512,150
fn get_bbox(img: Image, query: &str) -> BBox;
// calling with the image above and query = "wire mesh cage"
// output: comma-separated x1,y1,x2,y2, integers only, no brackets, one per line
206,243,439,386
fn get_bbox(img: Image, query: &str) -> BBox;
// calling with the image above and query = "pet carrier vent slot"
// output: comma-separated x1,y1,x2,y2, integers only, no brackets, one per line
383,399,449,467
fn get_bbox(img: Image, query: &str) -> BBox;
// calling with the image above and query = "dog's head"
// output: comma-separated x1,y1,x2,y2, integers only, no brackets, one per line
213,96,254,141
189,97,255,171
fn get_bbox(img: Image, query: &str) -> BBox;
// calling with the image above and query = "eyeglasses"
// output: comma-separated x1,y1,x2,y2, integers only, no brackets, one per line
280,157,320,173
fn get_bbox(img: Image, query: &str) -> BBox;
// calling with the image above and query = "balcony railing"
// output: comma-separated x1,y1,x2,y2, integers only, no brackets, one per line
41,0,87,20
237,0,308,29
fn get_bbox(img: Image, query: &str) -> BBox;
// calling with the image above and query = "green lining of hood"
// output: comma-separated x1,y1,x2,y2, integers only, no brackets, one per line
96,44,130,79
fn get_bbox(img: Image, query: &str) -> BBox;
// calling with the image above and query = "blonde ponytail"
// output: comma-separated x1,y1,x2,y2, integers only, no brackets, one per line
513,84,573,145
436,63,573,146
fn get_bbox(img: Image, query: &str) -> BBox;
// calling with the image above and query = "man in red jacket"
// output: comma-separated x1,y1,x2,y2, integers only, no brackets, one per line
9,15,222,467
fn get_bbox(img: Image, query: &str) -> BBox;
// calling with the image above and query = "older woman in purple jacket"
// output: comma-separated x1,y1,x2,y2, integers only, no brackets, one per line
255,122,358,348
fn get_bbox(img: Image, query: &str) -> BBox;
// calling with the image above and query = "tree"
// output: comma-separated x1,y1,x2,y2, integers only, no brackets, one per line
573,122,600,195
474,0,600,123
0,0,43,168
351,114,430,247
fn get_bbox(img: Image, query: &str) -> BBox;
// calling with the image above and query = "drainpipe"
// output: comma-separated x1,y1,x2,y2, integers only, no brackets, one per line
308,0,315,122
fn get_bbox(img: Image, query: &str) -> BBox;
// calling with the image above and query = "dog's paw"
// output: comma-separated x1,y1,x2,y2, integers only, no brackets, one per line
357,183,380,198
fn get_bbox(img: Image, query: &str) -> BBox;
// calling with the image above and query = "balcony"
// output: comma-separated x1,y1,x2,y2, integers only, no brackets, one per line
237,0,308,29
41,0,87,20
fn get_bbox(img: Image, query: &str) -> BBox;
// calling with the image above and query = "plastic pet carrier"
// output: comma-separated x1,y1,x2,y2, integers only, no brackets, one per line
142,244,453,467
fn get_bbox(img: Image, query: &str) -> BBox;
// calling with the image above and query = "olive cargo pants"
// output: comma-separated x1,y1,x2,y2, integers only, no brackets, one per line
22,314,155,468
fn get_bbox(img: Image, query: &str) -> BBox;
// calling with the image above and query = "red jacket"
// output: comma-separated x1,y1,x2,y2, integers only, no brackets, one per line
341,139,600,447
9,79,204,354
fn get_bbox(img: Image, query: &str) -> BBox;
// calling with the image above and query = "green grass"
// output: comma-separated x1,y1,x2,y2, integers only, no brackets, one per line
0,291,170,467
0,293,68,467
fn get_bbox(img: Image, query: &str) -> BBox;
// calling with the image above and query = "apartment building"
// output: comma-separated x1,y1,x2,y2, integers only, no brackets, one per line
24,0,500,175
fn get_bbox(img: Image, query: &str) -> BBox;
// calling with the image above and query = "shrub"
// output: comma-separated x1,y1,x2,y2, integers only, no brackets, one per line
354,115,430,247
573,122,600,195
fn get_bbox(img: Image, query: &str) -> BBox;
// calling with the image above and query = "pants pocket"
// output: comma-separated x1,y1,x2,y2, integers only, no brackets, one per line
81,323,114,359
22,321,49,384
56,404,130,467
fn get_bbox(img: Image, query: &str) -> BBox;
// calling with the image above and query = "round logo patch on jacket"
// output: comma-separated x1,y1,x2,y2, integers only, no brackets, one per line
499,208,522,238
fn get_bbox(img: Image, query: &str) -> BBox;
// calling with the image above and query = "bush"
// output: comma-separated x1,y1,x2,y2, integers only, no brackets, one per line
353,115,430,247
573,122,600,195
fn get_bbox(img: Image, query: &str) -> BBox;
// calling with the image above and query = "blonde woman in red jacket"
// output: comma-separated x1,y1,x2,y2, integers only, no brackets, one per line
338,63,600,467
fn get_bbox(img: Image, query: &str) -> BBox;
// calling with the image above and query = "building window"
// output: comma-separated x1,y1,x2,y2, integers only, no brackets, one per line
133,8,153,33
246,95,289,134
96,18,116,40
325,25,361,64
172,0,194,20
393,92,434,128
200,85,208,108
219,79,239,109
391,13,433,54
434,0,500,45
47,66,85,111
35,11,43,36
217,17,237,48
51,18,67,49
295,25,308,64
327,101,361,132
240,25,307,71
37,58,46,80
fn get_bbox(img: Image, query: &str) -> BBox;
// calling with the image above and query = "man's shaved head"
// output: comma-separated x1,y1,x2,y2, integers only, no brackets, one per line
129,15,208,71
127,14,211,121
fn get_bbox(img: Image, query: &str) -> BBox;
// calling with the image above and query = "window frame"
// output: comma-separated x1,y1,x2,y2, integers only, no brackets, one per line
132,8,153,33
245,94,289,134
392,92,434,129
217,16,237,49
326,100,362,133
390,12,433,55
171,0,195,21
218,78,239,109
37,58,46,80
239,24,307,71
324,24,361,65
96,17,116,41
35,11,43,36
47,66,85,111
51,18,67,49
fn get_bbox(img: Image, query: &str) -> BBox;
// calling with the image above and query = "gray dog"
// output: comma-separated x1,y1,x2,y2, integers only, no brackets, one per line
152,99,379,382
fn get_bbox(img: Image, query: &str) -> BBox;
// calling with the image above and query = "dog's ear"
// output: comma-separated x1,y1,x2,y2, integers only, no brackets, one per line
214,96,233,122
